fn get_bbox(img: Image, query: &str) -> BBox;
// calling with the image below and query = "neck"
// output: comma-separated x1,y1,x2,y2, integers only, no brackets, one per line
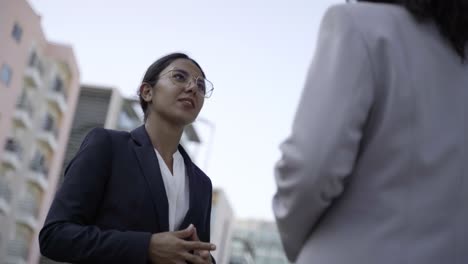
144,114,184,163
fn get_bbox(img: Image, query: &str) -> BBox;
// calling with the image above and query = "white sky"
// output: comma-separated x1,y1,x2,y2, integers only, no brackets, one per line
28,0,341,220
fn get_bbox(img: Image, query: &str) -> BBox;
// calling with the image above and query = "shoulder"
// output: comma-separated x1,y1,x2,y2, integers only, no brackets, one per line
82,127,131,149
322,3,413,41
85,127,131,140
325,3,410,26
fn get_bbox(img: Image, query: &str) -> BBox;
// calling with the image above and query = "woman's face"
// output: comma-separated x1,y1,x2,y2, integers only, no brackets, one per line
144,59,206,126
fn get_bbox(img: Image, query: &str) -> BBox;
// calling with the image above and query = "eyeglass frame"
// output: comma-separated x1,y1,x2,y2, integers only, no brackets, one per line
154,67,214,98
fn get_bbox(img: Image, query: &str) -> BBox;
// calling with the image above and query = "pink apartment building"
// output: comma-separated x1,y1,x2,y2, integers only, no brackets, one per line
0,0,80,263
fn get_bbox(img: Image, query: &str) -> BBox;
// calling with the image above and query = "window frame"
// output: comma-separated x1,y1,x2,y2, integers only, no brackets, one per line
0,64,13,87
11,22,23,43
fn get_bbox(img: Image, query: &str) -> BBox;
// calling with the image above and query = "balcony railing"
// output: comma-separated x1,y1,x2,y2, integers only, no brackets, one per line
6,238,29,263
24,66,43,89
28,164,49,190
13,108,33,129
16,195,39,230
36,129,58,151
0,177,12,214
46,89,68,113
2,139,22,170
3,258,27,264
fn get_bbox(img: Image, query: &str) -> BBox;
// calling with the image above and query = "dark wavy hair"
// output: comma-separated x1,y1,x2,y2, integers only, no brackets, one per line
353,0,468,61
138,52,206,122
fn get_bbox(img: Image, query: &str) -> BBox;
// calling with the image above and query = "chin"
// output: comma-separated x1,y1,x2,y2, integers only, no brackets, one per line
164,107,200,127
174,114,197,127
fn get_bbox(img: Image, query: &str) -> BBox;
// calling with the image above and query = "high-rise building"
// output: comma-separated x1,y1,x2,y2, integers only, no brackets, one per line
0,0,81,263
58,84,143,177
230,235,255,264
230,220,290,264
211,188,234,264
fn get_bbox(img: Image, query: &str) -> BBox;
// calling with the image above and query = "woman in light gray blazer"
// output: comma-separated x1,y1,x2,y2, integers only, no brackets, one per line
273,1,468,263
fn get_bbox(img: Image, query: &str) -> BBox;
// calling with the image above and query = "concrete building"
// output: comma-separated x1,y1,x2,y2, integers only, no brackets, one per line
0,0,81,263
230,235,255,264
57,84,143,178
230,220,290,264
211,188,235,264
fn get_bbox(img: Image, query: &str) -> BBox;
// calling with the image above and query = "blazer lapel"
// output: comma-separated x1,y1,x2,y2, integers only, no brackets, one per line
178,145,200,230
131,125,169,232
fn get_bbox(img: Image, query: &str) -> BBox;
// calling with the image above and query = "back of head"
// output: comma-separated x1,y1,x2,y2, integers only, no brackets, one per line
354,0,468,61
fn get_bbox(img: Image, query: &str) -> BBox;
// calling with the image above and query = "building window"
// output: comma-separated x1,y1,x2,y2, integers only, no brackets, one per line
52,76,67,97
28,51,38,67
28,51,45,76
43,114,55,132
1,64,12,87
52,77,63,92
42,113,59,138
11,23,23,43
30,151,48,175
4,138,23,160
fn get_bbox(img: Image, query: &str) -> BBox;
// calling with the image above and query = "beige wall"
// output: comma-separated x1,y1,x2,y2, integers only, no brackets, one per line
29,44,81,264
0,0,81,263
0,0,46,159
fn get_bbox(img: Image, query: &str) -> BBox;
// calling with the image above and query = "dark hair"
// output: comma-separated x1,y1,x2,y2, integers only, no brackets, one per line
138,52,206,122
354,0,468,61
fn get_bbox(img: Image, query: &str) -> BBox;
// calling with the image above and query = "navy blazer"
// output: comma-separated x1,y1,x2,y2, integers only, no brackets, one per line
39,125,214,264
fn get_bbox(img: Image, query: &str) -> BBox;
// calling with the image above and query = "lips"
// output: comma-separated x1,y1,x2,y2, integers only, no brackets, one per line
178,97,195,108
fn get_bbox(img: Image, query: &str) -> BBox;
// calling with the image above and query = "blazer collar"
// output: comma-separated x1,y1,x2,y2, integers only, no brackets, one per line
130,125,200,231
130,125,194,161
130,124,154,147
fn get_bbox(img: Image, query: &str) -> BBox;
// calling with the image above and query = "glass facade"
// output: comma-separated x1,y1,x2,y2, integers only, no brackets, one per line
230,220,290,264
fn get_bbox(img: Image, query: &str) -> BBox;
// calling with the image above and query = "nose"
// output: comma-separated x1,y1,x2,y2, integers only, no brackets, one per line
185,78,198,94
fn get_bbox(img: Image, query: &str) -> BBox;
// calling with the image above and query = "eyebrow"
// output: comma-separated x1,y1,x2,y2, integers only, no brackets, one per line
172,68,190,76
173,68,204,79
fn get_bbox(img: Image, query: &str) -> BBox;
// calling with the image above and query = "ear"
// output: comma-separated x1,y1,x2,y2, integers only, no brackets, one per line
139,83,153,103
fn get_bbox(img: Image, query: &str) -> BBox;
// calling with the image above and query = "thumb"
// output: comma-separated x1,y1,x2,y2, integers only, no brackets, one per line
174,224,195,239
190,227,200,242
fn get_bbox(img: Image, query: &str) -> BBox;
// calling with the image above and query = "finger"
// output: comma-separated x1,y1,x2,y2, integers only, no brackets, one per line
174,224,195,239
200,250,210,259
181,252,206,264
193,249,210,261
190,226,200,241
194,249,209,258
183,241,216,251
202,252,213,264
195,251,212,264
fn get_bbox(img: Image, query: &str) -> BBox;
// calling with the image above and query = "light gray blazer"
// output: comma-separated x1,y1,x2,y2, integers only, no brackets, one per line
273,3,468,264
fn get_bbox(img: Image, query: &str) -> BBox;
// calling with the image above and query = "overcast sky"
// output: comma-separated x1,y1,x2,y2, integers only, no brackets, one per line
28,0,342,220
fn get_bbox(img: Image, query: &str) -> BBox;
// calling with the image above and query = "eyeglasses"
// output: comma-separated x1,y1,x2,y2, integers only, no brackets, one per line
160,68,214,98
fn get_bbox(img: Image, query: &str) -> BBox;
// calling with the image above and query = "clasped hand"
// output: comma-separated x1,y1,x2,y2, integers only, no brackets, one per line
148,224,216,264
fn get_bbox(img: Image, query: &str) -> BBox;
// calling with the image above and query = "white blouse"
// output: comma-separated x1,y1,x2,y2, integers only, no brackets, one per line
154,148,190,231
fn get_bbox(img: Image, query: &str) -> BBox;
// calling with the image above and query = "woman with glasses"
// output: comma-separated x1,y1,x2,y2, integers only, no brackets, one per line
39,53,217,264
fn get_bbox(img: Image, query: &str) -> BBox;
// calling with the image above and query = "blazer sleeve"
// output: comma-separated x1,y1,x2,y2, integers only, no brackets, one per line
272,5,375,262
39,128,152,263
